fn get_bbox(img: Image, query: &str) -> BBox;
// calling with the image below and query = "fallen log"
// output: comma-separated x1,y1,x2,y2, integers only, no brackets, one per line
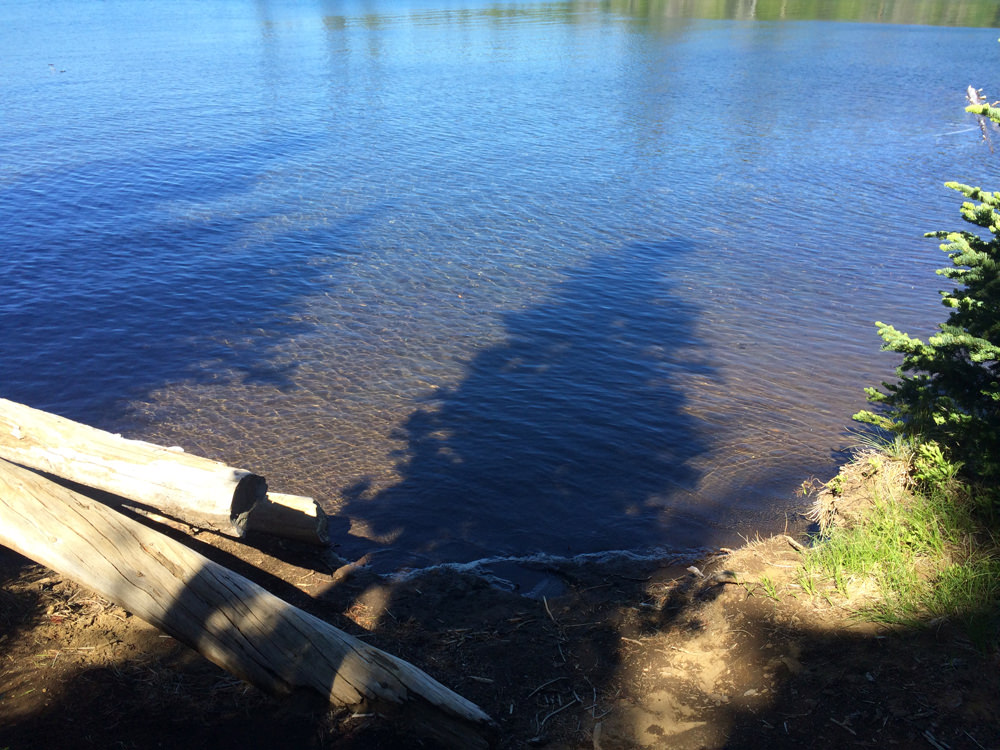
246,492,329,546
0,458,496,748
0,398,326,543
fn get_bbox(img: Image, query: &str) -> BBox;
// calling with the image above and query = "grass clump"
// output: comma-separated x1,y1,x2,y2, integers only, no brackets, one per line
803,439,1000,650
801,87,1000,651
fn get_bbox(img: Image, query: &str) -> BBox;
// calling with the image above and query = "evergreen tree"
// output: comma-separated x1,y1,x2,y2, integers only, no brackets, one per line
855,100,1000,479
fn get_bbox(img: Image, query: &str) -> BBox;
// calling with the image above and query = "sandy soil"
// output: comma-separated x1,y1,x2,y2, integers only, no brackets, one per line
1,508,998,749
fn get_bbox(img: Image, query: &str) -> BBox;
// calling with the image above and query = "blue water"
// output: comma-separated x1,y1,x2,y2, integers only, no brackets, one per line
2,0,998,572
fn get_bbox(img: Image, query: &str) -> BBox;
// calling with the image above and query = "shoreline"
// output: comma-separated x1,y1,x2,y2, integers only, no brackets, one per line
2,490,997,749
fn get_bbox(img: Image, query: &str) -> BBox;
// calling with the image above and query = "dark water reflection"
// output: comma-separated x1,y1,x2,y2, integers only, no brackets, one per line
606,0,1000,27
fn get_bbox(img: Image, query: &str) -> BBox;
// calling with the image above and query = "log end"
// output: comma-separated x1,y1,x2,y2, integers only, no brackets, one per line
244,492,329,546
230,473,268,535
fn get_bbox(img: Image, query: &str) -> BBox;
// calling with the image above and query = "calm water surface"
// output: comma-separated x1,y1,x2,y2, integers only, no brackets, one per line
2,0,999,573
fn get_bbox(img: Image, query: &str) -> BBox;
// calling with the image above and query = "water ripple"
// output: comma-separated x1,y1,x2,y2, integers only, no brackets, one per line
2,0,997,570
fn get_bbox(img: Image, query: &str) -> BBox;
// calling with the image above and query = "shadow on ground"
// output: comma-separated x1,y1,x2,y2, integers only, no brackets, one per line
1,530,998,750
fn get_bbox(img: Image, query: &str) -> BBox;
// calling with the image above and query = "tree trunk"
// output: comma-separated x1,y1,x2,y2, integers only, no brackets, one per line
0,458,496,749
245,492,329,546
0,398,327,541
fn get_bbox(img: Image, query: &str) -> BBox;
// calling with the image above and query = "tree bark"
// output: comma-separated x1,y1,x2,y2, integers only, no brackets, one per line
0,398,296,539
245,492,329,546
0,458,496,749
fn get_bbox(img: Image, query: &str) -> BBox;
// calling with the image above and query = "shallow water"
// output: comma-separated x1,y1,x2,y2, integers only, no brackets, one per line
2,0,998,572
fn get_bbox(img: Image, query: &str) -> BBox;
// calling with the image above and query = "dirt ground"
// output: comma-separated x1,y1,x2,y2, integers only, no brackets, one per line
1,507,998,750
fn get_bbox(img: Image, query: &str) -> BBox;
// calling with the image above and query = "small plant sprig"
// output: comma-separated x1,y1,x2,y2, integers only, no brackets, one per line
757,576,780,601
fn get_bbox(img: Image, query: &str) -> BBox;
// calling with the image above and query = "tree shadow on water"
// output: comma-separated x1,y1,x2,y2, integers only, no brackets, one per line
340,239,715,570
0,133,390,432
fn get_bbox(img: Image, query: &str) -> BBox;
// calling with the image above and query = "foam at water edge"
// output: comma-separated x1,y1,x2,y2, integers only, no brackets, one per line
385,545,716,594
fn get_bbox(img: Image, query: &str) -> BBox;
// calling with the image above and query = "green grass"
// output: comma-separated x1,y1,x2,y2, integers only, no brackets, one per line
801,443,1000,650
796,566,818,596
758,575,780,601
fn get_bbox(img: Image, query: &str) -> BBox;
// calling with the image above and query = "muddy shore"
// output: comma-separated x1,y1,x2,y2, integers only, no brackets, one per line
2,502,998,750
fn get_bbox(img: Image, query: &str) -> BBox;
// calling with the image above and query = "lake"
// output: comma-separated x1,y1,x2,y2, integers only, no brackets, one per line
2,0,998,577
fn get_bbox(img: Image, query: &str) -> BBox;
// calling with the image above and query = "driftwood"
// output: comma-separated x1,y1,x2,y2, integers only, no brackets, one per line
0,398,326,543
246,491,329,546
0,458,496,748
967,85,996,152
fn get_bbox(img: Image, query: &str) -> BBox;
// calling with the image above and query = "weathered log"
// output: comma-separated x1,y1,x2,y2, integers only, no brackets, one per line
0,398,328,543
246,492,329,546
0,458,496,748
1,398,270,538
